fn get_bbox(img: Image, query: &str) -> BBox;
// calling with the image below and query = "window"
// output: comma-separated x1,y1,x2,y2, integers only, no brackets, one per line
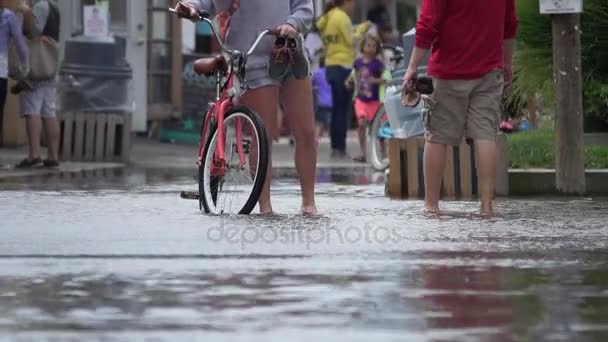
108,0,127,31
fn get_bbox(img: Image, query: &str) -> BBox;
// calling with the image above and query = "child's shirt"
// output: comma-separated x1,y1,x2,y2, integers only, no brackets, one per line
354,57,384,102
312,67,333,109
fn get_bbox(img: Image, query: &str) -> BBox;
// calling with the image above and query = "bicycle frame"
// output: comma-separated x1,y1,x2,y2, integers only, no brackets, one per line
368,45,405,137
171,9,271,176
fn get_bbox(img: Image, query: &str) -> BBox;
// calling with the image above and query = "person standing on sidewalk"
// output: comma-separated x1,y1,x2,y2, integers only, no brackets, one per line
316,0,366,159
0,0,28,148
403,0,518,216
14,0,60,169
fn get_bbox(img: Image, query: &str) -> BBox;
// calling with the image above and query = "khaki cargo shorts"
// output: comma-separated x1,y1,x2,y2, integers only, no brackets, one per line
421,68,504,145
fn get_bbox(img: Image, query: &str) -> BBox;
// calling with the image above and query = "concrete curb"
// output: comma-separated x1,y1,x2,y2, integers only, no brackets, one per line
0,162,125,180
509,169,608,196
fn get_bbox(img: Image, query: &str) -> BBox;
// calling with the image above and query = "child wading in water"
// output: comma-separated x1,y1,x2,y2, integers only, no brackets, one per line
347,34,385,163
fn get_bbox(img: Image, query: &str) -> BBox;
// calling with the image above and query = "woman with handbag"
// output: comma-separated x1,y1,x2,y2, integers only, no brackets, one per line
13,0,61,169
176,0,318,216
0,0,28,147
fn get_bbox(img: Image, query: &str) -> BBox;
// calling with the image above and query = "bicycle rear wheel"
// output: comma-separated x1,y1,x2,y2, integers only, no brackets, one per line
199,106,269,215
368,105,390,171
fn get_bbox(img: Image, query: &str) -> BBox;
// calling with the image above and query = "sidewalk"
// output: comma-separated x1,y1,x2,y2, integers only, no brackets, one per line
0,133,366,179
130,134,365,170
0,146,123,180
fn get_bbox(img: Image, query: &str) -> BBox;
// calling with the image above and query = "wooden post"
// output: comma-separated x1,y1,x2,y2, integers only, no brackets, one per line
552,13,586,195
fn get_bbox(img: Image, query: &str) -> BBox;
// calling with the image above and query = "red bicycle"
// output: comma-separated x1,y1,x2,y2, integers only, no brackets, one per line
171,8,275,215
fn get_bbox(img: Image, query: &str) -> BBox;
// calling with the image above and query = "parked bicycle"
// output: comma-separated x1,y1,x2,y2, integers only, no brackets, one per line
171,8,281,215
367,44,431,172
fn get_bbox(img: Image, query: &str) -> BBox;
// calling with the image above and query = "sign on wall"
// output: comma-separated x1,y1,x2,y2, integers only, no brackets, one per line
83,5,110,37
540,0,583,14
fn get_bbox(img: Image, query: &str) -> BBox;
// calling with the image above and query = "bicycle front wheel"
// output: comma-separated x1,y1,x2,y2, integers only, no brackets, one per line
199,106,269,215
368,105,390,172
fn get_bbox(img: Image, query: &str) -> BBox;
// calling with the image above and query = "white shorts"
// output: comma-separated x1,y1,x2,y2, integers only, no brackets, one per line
20,83,57,118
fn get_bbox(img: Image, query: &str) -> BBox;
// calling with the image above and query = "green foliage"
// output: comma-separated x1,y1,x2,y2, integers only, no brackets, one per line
508,129,555,168
507,129,608,169
581,1,608,124
511,0,608,124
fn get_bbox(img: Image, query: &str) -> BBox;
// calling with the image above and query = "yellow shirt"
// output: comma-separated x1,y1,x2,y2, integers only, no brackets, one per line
316,8,369,67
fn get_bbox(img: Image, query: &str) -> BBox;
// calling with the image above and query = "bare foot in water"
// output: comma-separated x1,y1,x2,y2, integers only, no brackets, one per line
480,202,494,218
259,205,273,216
422,206,440,217
301,206,318,216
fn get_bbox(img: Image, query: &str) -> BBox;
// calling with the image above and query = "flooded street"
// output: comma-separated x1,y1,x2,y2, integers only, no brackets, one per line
1,168,608,341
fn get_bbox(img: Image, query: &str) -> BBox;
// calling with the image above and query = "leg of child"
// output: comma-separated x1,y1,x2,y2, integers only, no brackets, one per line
315,122,322,145
353,100,367,162
356,117,367,162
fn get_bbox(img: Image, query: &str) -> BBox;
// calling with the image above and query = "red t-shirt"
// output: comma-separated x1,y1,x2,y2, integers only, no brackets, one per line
415,0,518,80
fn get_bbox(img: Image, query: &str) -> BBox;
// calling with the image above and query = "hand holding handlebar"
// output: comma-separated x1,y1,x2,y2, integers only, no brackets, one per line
275,24,297,38
170,4,294,58
170,2,209,21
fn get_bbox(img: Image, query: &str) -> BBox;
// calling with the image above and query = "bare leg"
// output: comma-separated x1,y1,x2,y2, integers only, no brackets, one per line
475,140,497,216
25,115,42,160
43,117,60,161
423,141,447,212
239,86,280,214
356,117,367,160
315,124,322,145
280,77,317,215
275,104,283,142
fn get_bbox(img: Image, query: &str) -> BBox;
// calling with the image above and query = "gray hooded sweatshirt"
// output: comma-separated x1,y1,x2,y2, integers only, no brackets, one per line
187,0,314,73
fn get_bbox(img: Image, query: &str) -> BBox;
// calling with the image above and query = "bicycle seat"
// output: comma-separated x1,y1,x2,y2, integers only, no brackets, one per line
193,55,228,76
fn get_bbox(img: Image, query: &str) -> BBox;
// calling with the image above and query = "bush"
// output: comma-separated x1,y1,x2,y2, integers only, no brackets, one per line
507,129,608,169
511,0,608,126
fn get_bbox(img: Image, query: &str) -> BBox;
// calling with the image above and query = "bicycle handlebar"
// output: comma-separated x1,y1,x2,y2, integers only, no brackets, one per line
382,44,404,56
169,7,275,59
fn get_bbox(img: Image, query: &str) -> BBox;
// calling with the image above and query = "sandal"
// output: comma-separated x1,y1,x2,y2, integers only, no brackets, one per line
401,76,434,108
15,157,42,169
269,36,292,79
353,155,367,163
43,160,60,168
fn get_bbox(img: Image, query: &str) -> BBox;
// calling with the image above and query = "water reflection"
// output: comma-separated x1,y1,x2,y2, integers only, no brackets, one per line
0,250,607,340
0,166,385,192
1,172,608,341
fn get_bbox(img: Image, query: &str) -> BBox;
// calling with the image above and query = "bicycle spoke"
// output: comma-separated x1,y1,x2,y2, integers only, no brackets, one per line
201,110,264,215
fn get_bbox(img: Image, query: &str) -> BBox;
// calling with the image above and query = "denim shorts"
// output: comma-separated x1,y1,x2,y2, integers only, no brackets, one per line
245,64,309,90
20,82,57,118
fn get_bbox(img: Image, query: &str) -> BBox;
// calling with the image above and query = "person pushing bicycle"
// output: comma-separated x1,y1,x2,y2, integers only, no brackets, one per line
174,0,318,216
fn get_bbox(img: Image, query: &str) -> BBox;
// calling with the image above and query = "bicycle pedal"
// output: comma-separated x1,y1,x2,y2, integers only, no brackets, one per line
180,191,200,200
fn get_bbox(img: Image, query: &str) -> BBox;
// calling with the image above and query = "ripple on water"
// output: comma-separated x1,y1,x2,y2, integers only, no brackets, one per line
0,182,608,341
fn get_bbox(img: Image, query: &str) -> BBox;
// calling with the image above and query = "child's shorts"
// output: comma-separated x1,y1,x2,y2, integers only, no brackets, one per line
354,98,381,122
316,107,331,124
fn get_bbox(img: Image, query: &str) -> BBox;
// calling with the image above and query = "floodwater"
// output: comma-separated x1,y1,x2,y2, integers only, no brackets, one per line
1,167,608,342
